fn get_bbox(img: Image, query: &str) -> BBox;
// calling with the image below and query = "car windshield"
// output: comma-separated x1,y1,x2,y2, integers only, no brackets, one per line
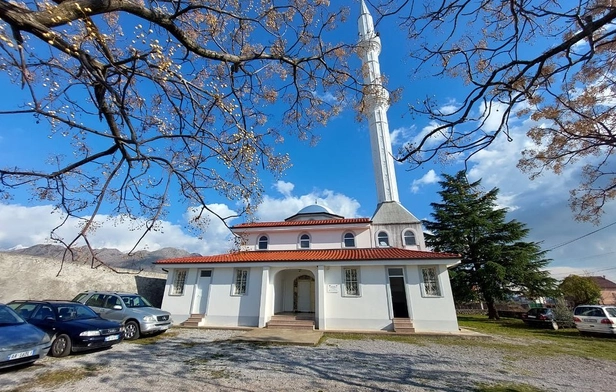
0,305,26,326
120,295,153,308
53,304,98,321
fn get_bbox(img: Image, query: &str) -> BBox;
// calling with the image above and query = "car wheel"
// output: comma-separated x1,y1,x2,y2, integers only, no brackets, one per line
124,320,140,340
551,321,559,330
50,334,72,357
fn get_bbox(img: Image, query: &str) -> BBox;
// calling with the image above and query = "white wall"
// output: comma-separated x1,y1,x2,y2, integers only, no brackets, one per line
323,265,393,331
238,225,372,251
204,267,262,327
161,267,199,324
405,265,459,332
160,261,459,333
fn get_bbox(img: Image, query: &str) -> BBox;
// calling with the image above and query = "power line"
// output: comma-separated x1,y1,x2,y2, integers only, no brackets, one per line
546,221,616,251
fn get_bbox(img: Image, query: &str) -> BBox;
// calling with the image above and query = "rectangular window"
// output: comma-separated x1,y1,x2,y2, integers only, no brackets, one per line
343,268,359,296
171,269,187,296
233,269,249,295
421,267,441,297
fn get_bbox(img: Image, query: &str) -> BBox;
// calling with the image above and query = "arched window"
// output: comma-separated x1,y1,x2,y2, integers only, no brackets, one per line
299,234,310,249
258,235,268,250
343,232,355,248
377,231,389,247
403,230,416,246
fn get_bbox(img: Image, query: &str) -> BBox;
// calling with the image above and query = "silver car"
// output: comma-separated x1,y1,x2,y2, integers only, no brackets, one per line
573,304,616,336
72,291,172,340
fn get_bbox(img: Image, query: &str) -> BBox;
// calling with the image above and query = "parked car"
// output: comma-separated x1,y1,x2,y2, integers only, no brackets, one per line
521,307,559,330
573,304,616,336
0,304,51,369
72,291,172,340
7,300,124,357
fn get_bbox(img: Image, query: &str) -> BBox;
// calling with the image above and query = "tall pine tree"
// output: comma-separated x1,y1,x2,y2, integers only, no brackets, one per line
425,171,556,319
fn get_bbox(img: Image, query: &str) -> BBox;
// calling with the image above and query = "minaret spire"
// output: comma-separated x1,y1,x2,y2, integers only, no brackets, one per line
357,0,400,204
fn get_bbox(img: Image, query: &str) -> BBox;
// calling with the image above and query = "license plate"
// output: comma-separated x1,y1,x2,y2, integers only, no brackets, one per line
160,325,170,330
8,350,34,360
583,318,597,323
105,334,120,341
527,315,536,319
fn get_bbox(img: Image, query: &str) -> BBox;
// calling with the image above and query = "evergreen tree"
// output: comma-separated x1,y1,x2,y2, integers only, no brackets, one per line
425,171,556,319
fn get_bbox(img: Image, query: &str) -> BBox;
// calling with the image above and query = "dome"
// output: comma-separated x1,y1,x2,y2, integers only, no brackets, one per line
285,204,344,221
296,204,335,215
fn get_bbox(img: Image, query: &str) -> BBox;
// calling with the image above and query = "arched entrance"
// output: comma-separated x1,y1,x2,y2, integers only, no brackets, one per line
272,269,316,314
294,275,315,312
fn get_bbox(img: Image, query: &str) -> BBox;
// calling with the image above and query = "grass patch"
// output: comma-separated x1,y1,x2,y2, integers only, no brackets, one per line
324,316,616,362
207,369,232,379
8,365,104,391
475,382,548,392
323,332,428,345
459,314,616,361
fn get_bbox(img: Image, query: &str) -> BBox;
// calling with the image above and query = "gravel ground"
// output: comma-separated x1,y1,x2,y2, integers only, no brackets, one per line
1,328,614,392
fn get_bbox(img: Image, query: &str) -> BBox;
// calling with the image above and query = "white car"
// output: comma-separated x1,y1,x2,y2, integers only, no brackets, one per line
573,305,616,336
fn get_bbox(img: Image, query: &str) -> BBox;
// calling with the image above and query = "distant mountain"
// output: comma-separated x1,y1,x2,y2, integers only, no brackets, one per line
7,244,199,272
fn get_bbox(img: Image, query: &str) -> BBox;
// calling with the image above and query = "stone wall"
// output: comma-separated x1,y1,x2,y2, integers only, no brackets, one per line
0,252,167,307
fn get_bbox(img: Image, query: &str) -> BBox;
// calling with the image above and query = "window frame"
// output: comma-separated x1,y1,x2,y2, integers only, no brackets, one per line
420,266,442,297
257,235,269,250
342,267,360,297
232,268,249,296
299,233,311,249
170,269,188,296
343,232,356,248
403,230,417,246
377,231,390,247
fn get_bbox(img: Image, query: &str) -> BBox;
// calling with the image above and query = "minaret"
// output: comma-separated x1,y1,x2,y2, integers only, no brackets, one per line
357,0,399,204
357,1,425,250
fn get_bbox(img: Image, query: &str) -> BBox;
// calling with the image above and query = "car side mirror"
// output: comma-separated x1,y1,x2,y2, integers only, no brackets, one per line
45,316,55,323
113,305,122,310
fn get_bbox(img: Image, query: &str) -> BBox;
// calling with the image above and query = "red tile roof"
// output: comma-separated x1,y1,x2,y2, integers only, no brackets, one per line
232,218,371,229
589,276,616,289
156,248,459,264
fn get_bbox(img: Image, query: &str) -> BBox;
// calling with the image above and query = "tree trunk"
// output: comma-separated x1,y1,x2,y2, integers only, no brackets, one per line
486,300,500,320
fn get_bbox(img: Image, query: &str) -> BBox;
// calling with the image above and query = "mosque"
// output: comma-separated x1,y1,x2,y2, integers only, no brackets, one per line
157,1,460,333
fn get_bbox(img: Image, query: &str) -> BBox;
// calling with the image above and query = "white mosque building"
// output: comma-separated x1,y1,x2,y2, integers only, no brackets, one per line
157,1,460,333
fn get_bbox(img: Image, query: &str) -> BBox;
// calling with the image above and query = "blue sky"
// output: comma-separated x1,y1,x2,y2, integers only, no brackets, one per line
0,2,615,283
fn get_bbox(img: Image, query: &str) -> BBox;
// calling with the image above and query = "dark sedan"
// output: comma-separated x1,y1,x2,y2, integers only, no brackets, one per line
7,300,124,357
521,307,559,330
0,304,51,369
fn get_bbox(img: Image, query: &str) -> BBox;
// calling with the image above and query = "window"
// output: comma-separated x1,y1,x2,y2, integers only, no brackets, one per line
377,231,389,246
421,267,441,297
171,269,187,295
299,234,310,249
200,270,212,278
258,235,268,250
233,269,249,295
343,268,360,296
403,230,416,246
343,232,355,248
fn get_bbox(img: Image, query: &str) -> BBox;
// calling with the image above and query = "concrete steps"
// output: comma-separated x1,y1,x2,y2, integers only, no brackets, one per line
392,318,416,334
181,313,205,327
267,313,315,331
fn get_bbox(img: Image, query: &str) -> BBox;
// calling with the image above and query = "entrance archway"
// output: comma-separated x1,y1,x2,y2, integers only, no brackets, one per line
294,275,315,312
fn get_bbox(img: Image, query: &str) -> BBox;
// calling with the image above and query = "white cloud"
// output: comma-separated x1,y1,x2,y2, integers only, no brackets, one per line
411,169,441,193
390,125,415,147
256,185,361,222
0,203,235,256
0,183,362,256
462,112,616,284
274,180,295,197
